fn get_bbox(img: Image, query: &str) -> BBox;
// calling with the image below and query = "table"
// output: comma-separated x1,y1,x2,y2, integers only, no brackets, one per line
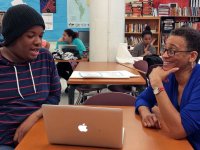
16,106,192,150
67,62,146,104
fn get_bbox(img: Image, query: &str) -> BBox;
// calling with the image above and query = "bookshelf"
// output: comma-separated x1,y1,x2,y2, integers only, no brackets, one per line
125,16,161,54
160,16,200,51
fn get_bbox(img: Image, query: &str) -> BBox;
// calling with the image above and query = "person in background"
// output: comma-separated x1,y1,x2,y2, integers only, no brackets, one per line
135,27,200,149
0,4,61,150
56,29,86,93
131,26,156,57
56,29,86,55
42,39,50,49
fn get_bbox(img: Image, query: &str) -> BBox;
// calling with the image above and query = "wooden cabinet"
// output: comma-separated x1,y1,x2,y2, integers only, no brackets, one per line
125,17,161,54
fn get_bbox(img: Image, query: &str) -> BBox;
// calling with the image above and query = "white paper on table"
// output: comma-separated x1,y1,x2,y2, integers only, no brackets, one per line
70,70,140,79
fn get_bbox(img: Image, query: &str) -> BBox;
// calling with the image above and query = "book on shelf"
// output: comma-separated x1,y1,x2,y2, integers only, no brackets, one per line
126,36,143,47
161,17,175,33
158,4,170,16
125,23,147,33
142,1,153,16
125,2,132,16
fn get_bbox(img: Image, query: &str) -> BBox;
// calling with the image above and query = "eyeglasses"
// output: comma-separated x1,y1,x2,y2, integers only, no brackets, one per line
162,48,192,57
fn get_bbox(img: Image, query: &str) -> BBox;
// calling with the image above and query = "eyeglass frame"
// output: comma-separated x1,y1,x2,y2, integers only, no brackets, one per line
161,48,193,57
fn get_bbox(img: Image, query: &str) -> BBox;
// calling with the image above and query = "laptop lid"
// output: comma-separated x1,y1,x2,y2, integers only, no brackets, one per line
42,105,123,148
59,44,77,53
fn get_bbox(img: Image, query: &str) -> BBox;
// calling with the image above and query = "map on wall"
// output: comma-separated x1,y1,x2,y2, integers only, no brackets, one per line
67,0,90,28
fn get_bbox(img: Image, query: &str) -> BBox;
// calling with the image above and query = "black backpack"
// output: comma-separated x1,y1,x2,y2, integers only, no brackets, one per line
143,54,163,68
143,54,163,79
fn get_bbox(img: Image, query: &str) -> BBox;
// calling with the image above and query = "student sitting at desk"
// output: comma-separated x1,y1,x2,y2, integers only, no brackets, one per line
131,26,156,57
56,29,86,93
135,27,200,149
0,5,61,149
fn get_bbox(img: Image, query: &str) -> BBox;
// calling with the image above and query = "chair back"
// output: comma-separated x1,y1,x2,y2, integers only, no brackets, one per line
133,60,148,73
84,92,135,106
133,60,148,85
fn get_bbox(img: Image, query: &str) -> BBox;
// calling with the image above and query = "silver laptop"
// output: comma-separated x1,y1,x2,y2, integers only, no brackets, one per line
58,44,77,53
42,104,124,148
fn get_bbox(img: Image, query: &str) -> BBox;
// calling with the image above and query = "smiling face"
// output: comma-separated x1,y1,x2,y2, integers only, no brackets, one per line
162,35,192,71
9,26,44,62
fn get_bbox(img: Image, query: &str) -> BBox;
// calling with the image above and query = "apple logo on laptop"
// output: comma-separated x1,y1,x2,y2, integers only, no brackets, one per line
78,123,88,132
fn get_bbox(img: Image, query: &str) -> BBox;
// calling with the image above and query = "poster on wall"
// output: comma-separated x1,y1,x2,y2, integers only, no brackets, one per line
42,13,53,30
11,0,26,6
67,0,90,28
40,0,56,13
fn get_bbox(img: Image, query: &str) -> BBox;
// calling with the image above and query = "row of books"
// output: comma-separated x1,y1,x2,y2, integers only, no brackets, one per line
127,2,200,17
175,22,200,30
125,36,143,47
125,23,150,33
125,36,157,47
191,0,200,7
125,0,154,17
161,18,175,33
154,7,200,16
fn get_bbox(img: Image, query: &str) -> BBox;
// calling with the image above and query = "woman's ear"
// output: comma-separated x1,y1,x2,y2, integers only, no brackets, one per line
189,51,198,63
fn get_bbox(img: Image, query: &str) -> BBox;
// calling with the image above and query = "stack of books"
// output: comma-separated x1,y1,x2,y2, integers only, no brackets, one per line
125,2,133,17
161,17,175,33
143,0,153,16
158,4,170,16
132,0,143,17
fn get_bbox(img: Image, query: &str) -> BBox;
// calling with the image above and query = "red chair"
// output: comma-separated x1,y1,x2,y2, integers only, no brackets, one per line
83,92,135,106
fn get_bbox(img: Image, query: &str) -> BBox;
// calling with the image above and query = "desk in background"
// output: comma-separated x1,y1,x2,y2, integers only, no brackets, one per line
54,57,89,63
16,106,192,150
67,62,146,104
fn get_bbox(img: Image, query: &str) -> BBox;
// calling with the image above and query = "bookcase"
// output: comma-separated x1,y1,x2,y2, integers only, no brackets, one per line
125,16,161,54
160,16,200,51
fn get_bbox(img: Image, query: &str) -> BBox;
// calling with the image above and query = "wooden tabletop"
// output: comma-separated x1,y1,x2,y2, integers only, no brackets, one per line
68,62,146,85
16,106,192,150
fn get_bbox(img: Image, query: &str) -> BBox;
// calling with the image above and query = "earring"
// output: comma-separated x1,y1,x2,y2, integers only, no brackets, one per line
191,61,194,68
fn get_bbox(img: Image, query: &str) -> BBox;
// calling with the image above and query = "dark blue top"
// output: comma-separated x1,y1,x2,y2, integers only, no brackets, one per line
0,48,61,147
135,64,200,149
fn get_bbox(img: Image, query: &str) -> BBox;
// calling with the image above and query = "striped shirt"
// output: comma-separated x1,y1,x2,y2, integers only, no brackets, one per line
0,48,61,147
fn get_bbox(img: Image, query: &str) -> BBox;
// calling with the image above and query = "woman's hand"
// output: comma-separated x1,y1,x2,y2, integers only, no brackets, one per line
141,111,161,129
138,106,161,129
144,44,151,55
149,66,179,88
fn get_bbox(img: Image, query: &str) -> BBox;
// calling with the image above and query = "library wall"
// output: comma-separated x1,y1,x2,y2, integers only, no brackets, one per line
0,0,89,41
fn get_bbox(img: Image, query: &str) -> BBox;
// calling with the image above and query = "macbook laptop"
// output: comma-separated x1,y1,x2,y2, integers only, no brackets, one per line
42,104,124,148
